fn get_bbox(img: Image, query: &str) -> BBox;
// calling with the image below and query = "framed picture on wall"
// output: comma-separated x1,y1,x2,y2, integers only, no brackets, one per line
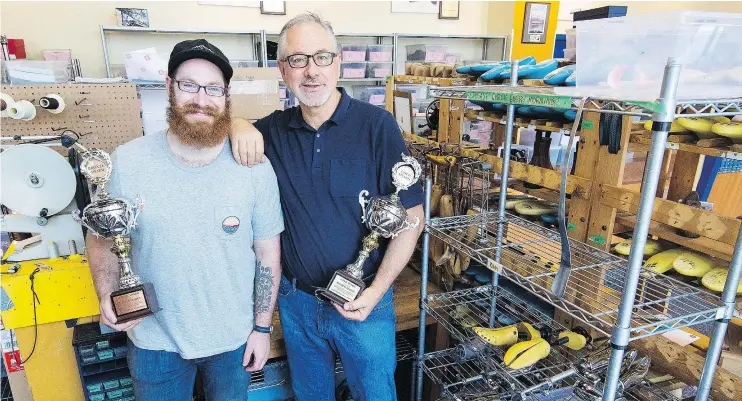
260,1,286,15
522,2,550,44
438,1,459,20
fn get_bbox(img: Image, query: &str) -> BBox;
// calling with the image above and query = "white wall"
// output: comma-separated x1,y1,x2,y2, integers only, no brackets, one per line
0,1,495,77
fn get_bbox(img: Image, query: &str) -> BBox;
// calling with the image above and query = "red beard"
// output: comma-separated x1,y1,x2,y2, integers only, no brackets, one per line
166,86,232,148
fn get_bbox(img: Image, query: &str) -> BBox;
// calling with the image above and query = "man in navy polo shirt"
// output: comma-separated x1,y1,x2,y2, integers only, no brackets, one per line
230,12,424,401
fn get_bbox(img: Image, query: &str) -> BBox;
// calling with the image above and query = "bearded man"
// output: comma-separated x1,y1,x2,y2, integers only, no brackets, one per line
85,39,284,401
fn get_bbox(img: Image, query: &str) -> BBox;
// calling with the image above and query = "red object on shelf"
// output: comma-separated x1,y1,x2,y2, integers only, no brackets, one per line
7,39,27,59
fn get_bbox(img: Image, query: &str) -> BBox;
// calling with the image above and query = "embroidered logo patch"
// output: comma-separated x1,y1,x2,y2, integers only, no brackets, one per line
222,216,240,234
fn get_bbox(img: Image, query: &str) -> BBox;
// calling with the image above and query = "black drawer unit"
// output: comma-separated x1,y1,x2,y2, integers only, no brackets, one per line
72,322,133,401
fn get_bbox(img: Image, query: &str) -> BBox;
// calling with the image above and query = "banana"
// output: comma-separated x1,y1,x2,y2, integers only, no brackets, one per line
458,209,479,271
643,248,684,274
702,268,742,293
557,331,588,351
673,251,716,277
676,118,723,139
514,200,557,216
503,338,551,370
613,239,663,257
474,325,519,346
643,120,689,133
517,322,541,341
426,154,456,167
710,116,732,124
430,184,443,216
712,122,742,144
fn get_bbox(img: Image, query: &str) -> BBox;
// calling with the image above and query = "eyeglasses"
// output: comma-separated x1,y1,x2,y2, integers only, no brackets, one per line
283,52,337,69
175,80,227,97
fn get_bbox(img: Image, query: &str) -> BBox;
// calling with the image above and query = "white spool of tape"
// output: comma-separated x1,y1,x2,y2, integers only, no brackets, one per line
8,100,37,121
0,93,14,118
39,94,66,114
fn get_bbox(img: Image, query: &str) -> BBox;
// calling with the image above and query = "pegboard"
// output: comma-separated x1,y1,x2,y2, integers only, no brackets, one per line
0,84,143,154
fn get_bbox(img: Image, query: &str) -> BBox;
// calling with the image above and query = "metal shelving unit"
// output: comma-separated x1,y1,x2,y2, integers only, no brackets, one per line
427,212,722,341
423,285,581,397
415,58,742,401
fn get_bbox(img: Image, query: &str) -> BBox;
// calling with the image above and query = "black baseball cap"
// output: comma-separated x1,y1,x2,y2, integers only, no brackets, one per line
168,39,233,83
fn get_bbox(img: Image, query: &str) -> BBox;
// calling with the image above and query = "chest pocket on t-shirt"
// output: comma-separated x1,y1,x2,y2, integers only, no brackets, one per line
330,159,367,198
213,205,245,241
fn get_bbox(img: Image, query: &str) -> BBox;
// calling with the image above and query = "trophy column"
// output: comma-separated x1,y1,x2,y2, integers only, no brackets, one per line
76,148,160,324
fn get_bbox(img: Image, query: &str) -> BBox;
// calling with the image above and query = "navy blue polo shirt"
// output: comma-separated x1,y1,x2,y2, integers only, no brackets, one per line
254,88,424,288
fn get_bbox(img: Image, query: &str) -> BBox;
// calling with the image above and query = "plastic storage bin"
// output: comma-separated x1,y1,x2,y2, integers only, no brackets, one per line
230,60,259,68
566,28,576,49
266,60,278,68
395,84,427,104
444,53,460,64
341,62,367,78
367,45,393,62
355,86,386,105
563,48,576,61
406,45,448,62
341,45,368,62
5,60,73,84
366,62,393,78
573,11,742,99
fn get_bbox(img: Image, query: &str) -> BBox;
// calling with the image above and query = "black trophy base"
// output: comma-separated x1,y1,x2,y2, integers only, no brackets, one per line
317,270,365,306
111,282,160,324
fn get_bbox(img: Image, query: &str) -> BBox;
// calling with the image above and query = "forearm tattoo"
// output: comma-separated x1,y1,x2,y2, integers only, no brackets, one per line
254,260,273,314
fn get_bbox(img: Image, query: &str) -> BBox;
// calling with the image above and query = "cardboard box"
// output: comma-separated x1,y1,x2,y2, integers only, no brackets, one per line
230,68,282,121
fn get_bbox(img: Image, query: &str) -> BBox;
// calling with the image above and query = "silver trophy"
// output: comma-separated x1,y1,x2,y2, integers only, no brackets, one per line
319,154,422,305
75,148,159,323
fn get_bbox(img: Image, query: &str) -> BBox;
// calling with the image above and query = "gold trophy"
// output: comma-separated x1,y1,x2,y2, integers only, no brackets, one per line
75,148,160,323
319,154,421,305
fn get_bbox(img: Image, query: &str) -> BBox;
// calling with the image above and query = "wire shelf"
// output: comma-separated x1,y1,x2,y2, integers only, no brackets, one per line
397,332,417,362
422,348,512,400
427,212,723,341
424,285,582,394
429,86,742,117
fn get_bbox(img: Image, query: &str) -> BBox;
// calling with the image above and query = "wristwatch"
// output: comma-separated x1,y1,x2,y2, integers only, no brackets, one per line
254,324,273,334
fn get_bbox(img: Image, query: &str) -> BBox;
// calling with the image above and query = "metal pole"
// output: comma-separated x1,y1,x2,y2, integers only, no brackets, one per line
392,34,398,76
100,25,112,78
601,58,681,401
696,222,742,400
489,60,519,327
260,29,278,67
415,177,433,401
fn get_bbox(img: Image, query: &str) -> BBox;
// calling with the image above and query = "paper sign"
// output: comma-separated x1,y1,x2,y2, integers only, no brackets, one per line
487,258,503,274
662,329,701,347
3,350,23,372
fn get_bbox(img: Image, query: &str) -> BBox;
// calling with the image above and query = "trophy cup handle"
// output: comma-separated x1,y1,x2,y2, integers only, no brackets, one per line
71,208,100,238
131,195,145,228
358,190,369,223
391,216,420,238
404,216,421,231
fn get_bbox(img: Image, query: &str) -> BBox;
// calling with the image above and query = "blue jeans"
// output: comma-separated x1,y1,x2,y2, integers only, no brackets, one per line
127,340,251,401
277,275,397,401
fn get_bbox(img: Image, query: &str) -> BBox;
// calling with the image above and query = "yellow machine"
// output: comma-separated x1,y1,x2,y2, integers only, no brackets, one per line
1,143,100,401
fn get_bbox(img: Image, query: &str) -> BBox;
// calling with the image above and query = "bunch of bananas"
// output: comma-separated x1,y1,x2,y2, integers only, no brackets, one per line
612,238,664,257
642,248,738,293
473,323,589,370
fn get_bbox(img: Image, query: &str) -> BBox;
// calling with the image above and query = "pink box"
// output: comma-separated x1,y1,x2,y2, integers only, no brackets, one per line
369,94,385,104
342,51,366,62
369,52,392,62
366,62,393,79
342,63,367,78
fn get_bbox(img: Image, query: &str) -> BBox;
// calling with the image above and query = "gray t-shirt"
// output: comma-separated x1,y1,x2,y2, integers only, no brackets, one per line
106,131,284,359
